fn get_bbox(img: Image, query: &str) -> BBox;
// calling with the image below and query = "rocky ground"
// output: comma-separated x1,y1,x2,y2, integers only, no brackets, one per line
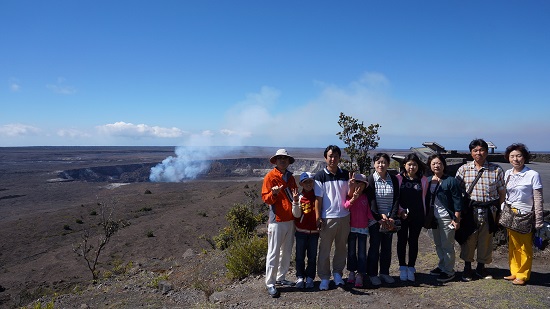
0,147,549,308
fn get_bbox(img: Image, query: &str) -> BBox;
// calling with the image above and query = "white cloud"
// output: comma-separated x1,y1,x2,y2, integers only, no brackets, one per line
201,130,214,137
9,78,21,92
0,124,40,136
96,121,185,138
47,77,76,95
57,128,91,138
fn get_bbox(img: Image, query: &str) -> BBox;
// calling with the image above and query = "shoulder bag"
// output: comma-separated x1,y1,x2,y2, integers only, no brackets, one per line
455,168,484,244
424,181,440,229
499,175,535,234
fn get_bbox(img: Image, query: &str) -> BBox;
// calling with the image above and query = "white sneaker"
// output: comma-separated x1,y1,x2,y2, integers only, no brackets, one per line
380,274,395,284
407,267,416,282
305,277,314,289
319,279,330,290
295,277,305,288
370,275,382,286
333,273,345,286
399,266,408,281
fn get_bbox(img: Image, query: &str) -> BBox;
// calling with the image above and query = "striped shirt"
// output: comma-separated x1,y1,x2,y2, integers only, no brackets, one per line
455,161,505,203
314,167,350,219
373,172,394,216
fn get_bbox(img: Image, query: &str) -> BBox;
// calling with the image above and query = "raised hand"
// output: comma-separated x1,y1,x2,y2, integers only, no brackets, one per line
291,187,299,202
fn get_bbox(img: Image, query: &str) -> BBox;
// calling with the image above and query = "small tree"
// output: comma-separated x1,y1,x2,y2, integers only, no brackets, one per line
336,112,381,174
73,198,127,280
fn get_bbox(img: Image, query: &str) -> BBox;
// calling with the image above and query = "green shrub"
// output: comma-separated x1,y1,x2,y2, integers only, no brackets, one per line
148,273,169,288
226,203,258,235
213,202,262,250
226,234,267,280
213,226,246,250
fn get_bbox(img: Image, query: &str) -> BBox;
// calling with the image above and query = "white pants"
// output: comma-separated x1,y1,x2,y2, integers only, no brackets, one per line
265,221,295,287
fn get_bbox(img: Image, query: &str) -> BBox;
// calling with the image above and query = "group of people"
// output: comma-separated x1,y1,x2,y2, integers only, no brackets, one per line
261,139,544,298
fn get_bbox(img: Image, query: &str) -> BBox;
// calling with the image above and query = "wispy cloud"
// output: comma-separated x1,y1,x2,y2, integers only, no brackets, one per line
57,128,91,138
0,124,40,136
96,121,185,138
9,78,21,92
47,77,76,95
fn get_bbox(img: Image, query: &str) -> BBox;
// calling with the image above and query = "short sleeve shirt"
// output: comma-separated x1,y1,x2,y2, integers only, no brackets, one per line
455,161,505,202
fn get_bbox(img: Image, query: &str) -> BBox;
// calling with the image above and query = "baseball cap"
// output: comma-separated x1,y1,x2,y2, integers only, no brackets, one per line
299,172,314,183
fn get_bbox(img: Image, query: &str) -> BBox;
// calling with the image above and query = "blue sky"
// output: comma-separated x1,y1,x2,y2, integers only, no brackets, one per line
2,0,549,151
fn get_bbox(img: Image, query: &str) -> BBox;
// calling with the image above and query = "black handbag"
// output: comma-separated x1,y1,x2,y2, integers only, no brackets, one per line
455,168,485,244
424,181,440,229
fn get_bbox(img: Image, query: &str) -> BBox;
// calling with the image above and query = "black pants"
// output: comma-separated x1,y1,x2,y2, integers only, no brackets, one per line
396,218,423,267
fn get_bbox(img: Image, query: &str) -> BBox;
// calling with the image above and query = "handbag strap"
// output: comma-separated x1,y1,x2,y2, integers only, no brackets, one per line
504,174,511,201
430,181,441,206
466,168,485,195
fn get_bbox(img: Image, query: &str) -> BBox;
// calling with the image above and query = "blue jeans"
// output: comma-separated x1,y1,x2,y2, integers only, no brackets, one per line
295,231,319,279
367,223,393,276
347,232,368,274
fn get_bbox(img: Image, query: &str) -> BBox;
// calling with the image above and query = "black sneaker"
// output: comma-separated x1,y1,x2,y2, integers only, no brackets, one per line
276,279,295,287
475,268,493,279
462,268,473,282
429,267,442,276
437,272,455,283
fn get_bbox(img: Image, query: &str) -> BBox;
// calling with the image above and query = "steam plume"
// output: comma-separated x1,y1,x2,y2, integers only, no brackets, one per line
149,146,215,182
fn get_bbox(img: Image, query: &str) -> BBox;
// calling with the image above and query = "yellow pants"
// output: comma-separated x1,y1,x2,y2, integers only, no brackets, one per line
507,229,533,281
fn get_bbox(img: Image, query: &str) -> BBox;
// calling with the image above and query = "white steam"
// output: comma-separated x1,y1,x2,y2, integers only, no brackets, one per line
149,146,213,182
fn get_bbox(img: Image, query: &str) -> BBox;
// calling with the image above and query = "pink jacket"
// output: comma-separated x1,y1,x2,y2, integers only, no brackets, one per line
344,194,374,229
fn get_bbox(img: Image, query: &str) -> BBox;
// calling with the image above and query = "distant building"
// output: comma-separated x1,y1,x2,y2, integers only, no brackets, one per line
487,141,497,154
422,142,446,154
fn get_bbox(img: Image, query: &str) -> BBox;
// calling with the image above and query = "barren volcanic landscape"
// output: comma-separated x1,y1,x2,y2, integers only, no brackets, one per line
0,147,549,308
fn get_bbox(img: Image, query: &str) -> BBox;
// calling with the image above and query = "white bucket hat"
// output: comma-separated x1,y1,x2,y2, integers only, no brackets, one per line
269,149,295,164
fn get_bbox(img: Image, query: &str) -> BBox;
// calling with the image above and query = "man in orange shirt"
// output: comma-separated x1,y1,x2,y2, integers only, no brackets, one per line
262,149,298,297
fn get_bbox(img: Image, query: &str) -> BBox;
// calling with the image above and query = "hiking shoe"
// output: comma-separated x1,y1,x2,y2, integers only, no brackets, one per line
437,272,455,283
462,268,473,282
380,274,395,284
305,277,314,289
267,286,280,298
370,275,382,286
295,277,305,289
430,267,442,276
276,279,295,287
355,273,363,288
333,273,345,286
319,279,330,290
399,266,408,281
347,271,356,284
407,267,416,282
475,268,493,280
